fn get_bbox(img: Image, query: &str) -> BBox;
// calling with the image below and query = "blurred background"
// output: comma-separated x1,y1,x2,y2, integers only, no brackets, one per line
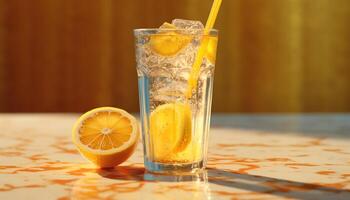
0,0,349,113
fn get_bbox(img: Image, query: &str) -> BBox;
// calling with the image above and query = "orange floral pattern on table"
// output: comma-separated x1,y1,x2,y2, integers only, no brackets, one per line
0,114,350,199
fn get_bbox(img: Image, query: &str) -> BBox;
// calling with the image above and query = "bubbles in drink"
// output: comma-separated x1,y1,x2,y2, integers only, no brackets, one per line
135,19,215,110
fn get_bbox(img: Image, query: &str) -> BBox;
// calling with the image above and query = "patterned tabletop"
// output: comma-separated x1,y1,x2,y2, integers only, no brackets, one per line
0,114,349,200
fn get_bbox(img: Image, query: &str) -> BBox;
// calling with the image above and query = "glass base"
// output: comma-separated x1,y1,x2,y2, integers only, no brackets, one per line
144,158,205,174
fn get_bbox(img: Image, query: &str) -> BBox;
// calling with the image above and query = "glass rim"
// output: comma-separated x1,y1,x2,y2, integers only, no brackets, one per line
134,28,218,36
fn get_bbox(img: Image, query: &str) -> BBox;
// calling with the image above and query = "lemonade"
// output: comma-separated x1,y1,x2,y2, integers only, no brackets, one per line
135,19,218,173
135,0,222,173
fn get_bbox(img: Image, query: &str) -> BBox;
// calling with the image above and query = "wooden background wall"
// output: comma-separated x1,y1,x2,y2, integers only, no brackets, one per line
0,0,349,113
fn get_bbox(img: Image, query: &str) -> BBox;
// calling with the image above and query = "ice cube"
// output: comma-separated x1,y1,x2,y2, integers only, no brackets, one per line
151,79,188,103
159,22,177,29
172,19,204,34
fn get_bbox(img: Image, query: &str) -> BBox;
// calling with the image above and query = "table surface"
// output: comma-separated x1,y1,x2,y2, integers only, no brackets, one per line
0,114,350,200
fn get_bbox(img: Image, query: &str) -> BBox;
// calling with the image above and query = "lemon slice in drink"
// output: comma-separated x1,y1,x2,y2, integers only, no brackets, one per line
149,23,191,56
150,103,192,161
72,107,139,168
204,36,218,63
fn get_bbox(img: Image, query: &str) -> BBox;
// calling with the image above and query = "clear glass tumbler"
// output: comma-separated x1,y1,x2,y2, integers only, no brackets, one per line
134,28,218,173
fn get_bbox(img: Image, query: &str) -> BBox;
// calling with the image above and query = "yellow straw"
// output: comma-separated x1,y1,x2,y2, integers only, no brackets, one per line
186,0,222,98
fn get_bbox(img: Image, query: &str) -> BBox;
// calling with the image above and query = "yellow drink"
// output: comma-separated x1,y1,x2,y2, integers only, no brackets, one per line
135,0,222,173
135,28,218,173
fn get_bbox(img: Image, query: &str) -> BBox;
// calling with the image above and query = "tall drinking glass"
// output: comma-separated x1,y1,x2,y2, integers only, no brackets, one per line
134,28,218,173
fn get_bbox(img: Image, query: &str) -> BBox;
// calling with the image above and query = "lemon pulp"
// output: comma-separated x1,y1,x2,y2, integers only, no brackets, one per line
150,103,192,161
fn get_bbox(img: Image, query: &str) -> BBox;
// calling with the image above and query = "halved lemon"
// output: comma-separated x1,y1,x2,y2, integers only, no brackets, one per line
72,107,139,168
150,103,192,161
149,23,192,56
